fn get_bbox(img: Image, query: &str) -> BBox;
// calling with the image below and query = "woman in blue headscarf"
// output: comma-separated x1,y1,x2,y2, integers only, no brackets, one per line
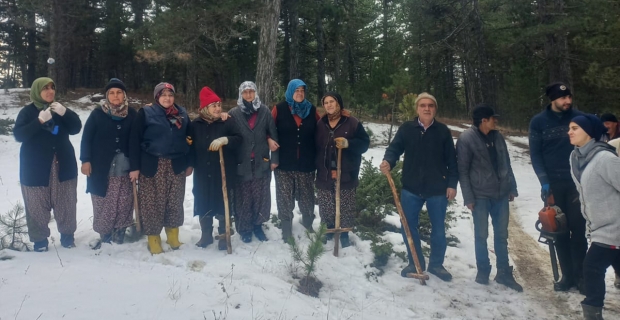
270,79,321,241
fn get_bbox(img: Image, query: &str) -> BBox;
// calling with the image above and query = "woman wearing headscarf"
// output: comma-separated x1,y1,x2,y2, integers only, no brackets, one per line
80,78,136,248
568,114,620,320
129,82,192,254
271,79,321,240
14,77,82,252
189,86,241,250
228,81,278,243
315,92,369,248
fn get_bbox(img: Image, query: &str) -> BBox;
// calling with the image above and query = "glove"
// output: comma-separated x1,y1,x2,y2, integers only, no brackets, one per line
334,137,349,149
50,102,66,116
209,137,229,151
540,183,551,202
38,108,53,123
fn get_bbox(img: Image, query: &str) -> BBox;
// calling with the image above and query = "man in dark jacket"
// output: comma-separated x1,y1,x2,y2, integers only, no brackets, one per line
380,92,458,282
529,82,587,292
457,105,522,291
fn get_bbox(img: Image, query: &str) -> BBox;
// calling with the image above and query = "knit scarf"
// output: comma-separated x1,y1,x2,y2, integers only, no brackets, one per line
161,104,183,129
101,92,129,120
30,77,55,110
571,139,616,182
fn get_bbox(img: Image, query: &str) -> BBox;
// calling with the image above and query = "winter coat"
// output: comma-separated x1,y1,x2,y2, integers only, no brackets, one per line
570,140,620,246
383,118,458,198
529,105,584,185
14,102,82,187
188,117,242,217
129,104,190,177
80,106,136,197
456,126,518,205
315,115,370,190
228,104,278,182
270,101,319,172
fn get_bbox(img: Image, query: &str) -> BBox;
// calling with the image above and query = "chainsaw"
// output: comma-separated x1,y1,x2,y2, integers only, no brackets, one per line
535,194,568,282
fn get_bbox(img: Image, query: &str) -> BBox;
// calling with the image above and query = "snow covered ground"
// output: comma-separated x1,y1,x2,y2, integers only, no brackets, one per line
0,90,618,320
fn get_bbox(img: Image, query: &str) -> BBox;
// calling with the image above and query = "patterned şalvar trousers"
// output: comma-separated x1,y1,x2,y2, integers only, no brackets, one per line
91,176,134,236
138,159,186,236
21,155,77,242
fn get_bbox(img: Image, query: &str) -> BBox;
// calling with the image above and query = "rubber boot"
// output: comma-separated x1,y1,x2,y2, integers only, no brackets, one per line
340,232,351,248
33,239,49,252
253,225,267,242
400,264,418,278
281,219,293,242
196,218,214,248
217,224,227,250
475,265,492,285
92,233,112,250
147,235,163,254
60,233,75,248
301,214,315,233
495,266,523,292
581,303,604,320
112,228,126,244
615,272,620,289
165,227,183,250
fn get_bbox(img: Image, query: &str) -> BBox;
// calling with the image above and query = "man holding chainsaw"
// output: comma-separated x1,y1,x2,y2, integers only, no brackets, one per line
529,82,587,292
381,92,458,282
456,104,522,291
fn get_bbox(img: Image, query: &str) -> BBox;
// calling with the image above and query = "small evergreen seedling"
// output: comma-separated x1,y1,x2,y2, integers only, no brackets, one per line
287,223,327,297
0,202,29,251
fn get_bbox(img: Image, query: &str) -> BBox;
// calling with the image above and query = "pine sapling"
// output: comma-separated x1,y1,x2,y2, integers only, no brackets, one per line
287,223,327,296
0,202,29,251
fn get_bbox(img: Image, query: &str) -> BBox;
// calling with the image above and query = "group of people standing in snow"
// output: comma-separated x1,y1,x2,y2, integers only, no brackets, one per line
14,76,370,255
13,76,620,319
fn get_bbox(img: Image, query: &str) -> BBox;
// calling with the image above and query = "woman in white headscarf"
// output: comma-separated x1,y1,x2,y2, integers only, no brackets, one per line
228,81,278,243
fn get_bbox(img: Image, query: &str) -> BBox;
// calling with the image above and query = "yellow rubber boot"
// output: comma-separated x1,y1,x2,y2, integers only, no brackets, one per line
165,227,183,250
147,235,163,254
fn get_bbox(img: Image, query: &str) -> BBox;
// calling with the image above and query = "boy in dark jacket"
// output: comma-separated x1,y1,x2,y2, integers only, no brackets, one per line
456,105,522,291
381,92,458,282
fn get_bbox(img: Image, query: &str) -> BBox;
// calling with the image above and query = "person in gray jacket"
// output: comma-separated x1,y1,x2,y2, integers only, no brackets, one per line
229,81,278,243
456,105,522,292
568,114,620,320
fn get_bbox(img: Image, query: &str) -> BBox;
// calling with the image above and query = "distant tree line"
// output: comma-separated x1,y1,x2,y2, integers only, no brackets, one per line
1,0,619,129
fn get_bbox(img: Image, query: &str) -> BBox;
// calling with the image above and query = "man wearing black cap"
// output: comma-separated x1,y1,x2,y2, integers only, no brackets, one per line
529,82,587,292
456,104,522,291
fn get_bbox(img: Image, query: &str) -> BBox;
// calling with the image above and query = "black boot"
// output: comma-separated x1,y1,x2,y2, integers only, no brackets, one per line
615,272,620,289
495,266,523,292
340,232,351,248
60,233,75,248
301,215,315,233
241,231,253,243
281,219,292,242
33,239,48,252
196,218,214,248
554,276,575,292
475,265,492,285
322,232,334,244
112,228,126,244
428,265,453,282
400,264,419,278
581,303,604,320
92,233,112,250
253,225,267,242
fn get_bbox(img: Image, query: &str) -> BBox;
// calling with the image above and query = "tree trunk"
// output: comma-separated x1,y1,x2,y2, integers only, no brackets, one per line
49,0,74,94
256,0,282,106
539,0,573,87
315,0,326,100
288,0,300,80
25,9,37,87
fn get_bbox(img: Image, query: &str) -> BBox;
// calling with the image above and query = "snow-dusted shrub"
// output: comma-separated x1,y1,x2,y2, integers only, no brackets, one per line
0,202,29,251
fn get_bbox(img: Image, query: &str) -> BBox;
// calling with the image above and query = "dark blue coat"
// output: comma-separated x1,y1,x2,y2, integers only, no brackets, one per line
529,104,584,185
14,103,82,187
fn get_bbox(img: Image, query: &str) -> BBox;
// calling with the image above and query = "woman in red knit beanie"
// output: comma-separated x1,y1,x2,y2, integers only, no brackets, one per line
188,86,242,250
